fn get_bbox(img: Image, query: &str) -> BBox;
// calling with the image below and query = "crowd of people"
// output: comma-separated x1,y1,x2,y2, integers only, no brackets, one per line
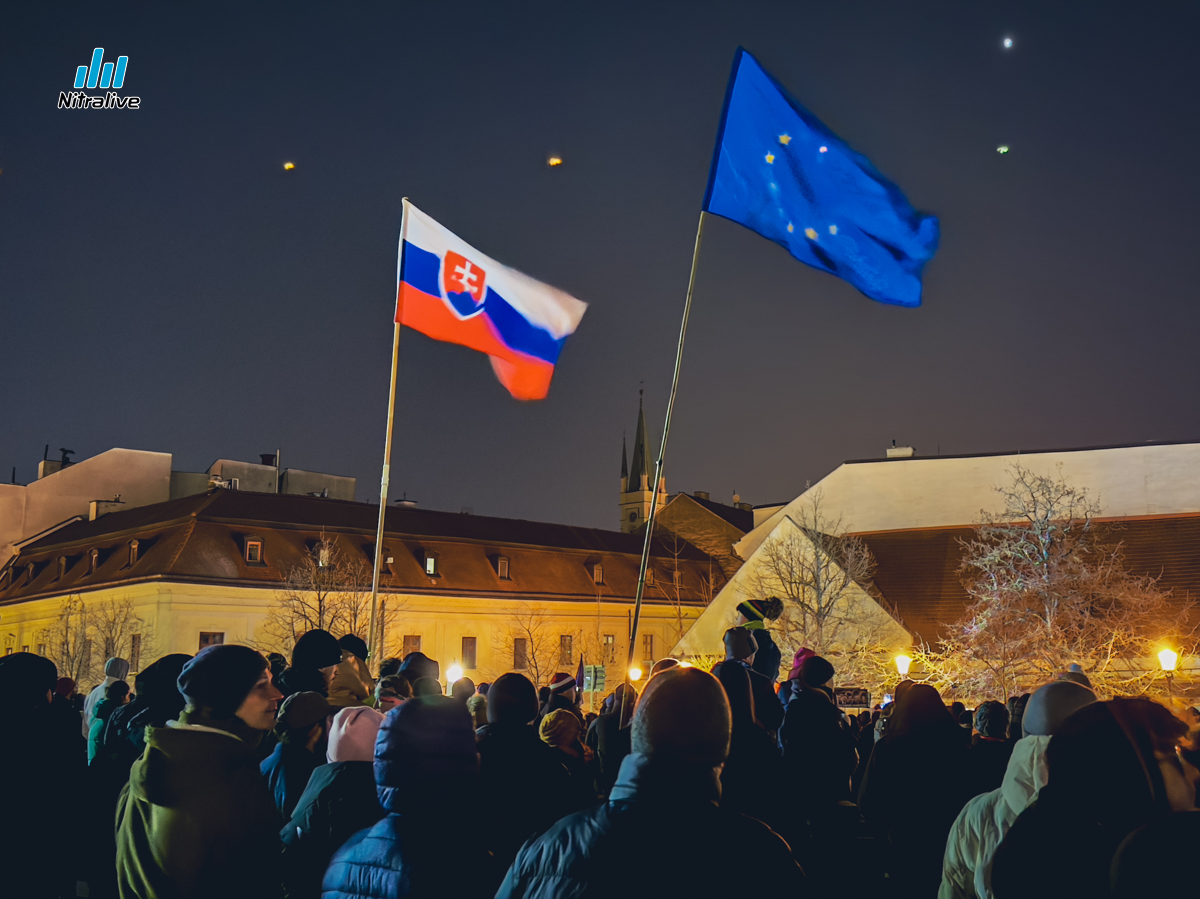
1,601,1197,898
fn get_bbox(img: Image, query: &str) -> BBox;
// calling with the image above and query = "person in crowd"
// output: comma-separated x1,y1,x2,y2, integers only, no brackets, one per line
115,644,284,899
859,683,972,897
478,681,491,695
466,691,488,730
101,653,192,768
780,656,858,814
710,626,784,735
88,679,131,763
397,650,439,687
991,697,1196,899
1057,663,1092,688
281,706,386,899
328,634,374,708
736,597,785,683
55,675,77,704
950,701,969,727
322,695,494,898
648,657,680,677
968,700,1014,797
476,673,574,869
261,690,335,820
538,671,583,726
714,661,784,830
277,629,342,697
940,680,1097,899
1110,809,1200,897
540,708,600,811
267,652,289,683
584,682,638,796
374,674,412,713
84,656,130,737
451,675,475,704
377,656,402,678
412,676,442,698
497,667,807,897
1004,694,1029,743
0,652,87,899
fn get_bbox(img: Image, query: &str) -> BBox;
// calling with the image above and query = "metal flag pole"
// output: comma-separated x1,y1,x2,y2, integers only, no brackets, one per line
368,197,410,668
620,210,708,723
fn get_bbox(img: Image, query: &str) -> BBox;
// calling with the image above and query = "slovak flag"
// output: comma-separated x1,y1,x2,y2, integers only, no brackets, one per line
396,202,588,400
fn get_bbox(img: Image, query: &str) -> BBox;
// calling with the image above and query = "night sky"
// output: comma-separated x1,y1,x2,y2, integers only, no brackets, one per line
3,2,1198,530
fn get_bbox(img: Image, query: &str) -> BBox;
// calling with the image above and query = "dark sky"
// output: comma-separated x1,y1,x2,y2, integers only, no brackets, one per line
3,2,1199,531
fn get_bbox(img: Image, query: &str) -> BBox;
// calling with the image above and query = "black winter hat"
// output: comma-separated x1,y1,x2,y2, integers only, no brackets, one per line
338,634,369,661
291,629,343,670
177,644,268,718
799,656,836,688
0,652,58,710
399,651,440,683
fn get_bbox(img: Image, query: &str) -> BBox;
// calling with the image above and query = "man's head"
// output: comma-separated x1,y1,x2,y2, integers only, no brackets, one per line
736,597,783,626
291,630,343,688
798,656,835,689
276,691,334,749
338,634,369,663
177,644,281,730
104,657,131,681
375,675,412,713
722,626,757,664
974,700,1009,740
452,677,475,704
1022,680,1097,737
487,673,539,726
631,667,731,769
375,695,478,814
548,672,576,703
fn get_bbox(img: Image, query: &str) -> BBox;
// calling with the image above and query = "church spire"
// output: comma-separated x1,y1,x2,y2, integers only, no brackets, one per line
628,390,650,491
620,432,628,484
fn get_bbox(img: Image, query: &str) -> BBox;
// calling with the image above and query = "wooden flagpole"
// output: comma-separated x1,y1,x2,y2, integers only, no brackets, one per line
620,211,708,721
368,198,409,668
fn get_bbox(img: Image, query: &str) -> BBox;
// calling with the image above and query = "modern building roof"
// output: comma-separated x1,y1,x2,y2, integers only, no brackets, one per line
0,489,717,607
857,513,1200,644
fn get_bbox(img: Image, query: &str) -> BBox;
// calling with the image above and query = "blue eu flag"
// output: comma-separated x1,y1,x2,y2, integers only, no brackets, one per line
703,49,939,307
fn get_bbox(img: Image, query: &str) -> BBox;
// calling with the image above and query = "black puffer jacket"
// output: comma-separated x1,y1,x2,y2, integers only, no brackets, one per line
496,752,807,897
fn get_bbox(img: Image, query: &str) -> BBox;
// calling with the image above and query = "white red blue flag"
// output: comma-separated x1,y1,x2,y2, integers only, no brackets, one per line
396,203,588,400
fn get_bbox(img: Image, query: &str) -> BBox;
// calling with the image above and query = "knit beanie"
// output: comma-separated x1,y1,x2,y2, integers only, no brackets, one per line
632,667,730,767
291,629,343,670
398,651,440,683
338,634,369,662
55,677,76,698
487,673,539,725
539,709,582,748
549,672,576,694
0,652,58,711
277,691,334,730
787,647,816,680
327,706,384,762
177,644,268,718
737,597,784,622
723,626,758,661
1022,680,1097,737
799,656,835,688
375,695,478,813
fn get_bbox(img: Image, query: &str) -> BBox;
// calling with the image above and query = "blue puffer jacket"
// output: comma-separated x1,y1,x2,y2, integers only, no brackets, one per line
321,696,496,899
496,752,808,898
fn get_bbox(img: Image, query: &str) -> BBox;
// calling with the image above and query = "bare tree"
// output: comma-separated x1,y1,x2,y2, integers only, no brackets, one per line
257,534,397,656
38,595,157,686
488,602,565,687
944,464,1195,700
39,595,93,684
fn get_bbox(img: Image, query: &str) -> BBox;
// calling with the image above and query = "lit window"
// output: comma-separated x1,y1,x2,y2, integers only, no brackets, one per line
37,643,46,656
592,563,604,585
88,548,99,575
424,552,439,576
130,634,142,672
513,637,528,670
497,556,510,579
645,568,655,586
642,633,655,662
245,539,263,564
462,636,477,670
56,557,67,579
603,634,616,663
198,631,225,650
559,635,573,666
128,539,140,567
402,634,421,656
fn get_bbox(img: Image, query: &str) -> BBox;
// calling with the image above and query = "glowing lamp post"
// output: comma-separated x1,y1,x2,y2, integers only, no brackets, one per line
446,663,463,695
1159,649,1178,700
628,666,643,682
894,654,912,679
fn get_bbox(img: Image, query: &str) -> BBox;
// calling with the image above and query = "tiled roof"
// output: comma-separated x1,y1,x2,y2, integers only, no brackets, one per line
0,489,717,606
679,495,754,532
856,513,1200,644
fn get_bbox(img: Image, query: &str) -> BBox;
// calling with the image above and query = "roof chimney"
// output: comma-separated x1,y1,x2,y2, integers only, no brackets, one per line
259,453,276,466
886,443,915,458
693,491,709,501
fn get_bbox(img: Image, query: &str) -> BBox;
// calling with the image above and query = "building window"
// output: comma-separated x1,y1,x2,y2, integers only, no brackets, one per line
642,633,654,662
56,556,67,580
198,631,225,651
402,634,421,656
245,539,263,564
88,548,99,575
130,634,142,672
645,568,655,586
462,636,477,670
559,635,573,666
37,643,46,656
497,556,510,579
424,552,439,576
592,563,604,585
513,637,528,670
21,645,29,654
128,539,140,567
603,634,616,663
672,569,682,587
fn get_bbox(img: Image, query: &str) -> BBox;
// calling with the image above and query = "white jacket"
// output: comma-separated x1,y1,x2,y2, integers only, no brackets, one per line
939,735,1051,899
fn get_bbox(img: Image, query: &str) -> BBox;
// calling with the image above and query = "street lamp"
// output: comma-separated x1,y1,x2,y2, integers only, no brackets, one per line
446,663,463,695
628,666,643,682
894,654,912,678
1159,649,1178,701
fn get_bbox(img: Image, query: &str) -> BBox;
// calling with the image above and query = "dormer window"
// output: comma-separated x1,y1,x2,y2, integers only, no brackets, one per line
245,538,263,564
672,569,682,587
592,563,604,585
128,539,140,567
645,568,655,586
88,548,99,576
497,555,510,579
423,551,439,577
315,542,331,568
26,562,35,583
56,557,67,580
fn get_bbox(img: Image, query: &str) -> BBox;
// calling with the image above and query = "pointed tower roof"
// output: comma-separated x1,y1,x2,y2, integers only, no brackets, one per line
621,433,628,481
628,392,651,490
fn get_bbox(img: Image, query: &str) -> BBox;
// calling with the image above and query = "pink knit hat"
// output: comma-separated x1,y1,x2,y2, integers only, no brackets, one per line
327,706,385,763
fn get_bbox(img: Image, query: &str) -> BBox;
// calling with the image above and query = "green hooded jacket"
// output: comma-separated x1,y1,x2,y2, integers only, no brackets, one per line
115,710,283,899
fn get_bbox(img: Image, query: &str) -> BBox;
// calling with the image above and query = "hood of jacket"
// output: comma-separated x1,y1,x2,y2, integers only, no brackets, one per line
132,715,261,807
999,734,1051,817
609,751,722,808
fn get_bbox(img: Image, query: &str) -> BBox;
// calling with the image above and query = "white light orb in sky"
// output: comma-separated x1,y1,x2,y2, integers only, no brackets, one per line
1003,37,1013,49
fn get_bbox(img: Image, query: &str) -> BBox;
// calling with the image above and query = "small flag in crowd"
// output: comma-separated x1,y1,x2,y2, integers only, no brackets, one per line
703,49,940,308
397,203,588,400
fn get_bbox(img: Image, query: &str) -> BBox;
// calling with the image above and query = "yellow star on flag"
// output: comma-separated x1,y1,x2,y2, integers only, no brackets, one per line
778,134,791,145
765,153,775,164
787,223,794,233
804,227,818,240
